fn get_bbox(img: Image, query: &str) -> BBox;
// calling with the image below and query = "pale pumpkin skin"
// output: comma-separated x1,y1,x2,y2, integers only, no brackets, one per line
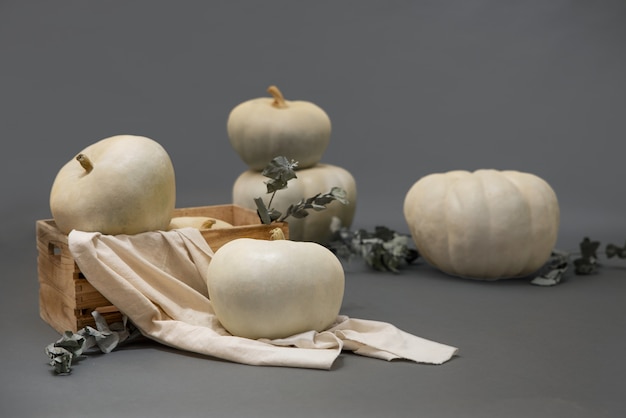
232,164,357,243
50,135,176,235
206,236,345,340
168,216,233,230
227,86,331,171
403,169,560,280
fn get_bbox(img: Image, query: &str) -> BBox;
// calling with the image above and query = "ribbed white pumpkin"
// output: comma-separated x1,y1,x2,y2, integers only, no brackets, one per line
206,233,345,340
403,169,560,280
232,164,357,243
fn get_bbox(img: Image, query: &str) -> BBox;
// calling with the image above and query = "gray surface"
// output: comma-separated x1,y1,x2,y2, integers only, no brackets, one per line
1,1,625,417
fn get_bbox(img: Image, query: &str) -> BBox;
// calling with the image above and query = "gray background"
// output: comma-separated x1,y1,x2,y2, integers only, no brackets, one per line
1,1,625,417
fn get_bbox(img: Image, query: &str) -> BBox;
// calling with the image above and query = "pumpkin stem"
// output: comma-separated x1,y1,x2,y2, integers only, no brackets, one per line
76,154,93,173
200,219,217,229
267,85,288,108
269,227,286,240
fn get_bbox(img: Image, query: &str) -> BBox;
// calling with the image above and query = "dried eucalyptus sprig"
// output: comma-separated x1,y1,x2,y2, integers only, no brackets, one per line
325,219,419,273
45,311,141,375
530,249,570,286
572,237,601,275
531,237,626,286
254,156,348,224
262,155,298,194
572,237,626,275
606,241,626,259
281,187,349,221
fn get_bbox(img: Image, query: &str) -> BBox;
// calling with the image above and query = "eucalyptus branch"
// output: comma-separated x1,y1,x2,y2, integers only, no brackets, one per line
570,237,626,275
255,156,348,225
278,187,349,222
325,219,419,273
531,237,626,286
45,311,141,375
530,250,570,286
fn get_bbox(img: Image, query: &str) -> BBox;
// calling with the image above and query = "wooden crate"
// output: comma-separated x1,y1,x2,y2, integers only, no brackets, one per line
36,204,288,333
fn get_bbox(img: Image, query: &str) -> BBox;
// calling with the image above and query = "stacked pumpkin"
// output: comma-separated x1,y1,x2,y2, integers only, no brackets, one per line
228,85,357,243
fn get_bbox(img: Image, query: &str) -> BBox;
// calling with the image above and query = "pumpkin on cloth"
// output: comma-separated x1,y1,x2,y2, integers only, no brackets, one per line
50,135,176,235
227,85,331,171
233,163,357,243
403,169,560,280
206,229,345,340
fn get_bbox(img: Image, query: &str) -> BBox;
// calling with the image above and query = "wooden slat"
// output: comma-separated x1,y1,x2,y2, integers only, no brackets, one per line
76,309,123,330
173,204,241,224
74,277,114,309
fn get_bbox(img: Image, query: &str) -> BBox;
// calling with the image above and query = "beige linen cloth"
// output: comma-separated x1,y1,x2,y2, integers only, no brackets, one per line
68,228,458,370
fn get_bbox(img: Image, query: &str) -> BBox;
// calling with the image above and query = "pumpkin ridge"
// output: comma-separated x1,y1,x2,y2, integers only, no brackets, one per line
499,171,535,277
474,171,496,278
436,179,449,274
444,174,465,277
508,171,560,275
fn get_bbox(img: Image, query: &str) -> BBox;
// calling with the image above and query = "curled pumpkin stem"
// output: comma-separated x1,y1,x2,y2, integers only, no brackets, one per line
269,228,286,240
200,219,216,229
76,154,93,173
267,85,288,109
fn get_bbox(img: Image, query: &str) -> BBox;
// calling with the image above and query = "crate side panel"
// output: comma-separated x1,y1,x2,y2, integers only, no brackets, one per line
38,259,77,296
232,204,263,225
39,282,80,333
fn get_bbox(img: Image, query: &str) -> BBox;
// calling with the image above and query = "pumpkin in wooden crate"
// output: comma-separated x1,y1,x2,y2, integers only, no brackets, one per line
206,229,345,340
50,135,176,235
168,216,233,230
227,85,331,171
403,169,560,280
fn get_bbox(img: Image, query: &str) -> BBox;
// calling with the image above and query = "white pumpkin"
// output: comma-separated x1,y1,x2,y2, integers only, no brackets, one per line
232,163,357,243
227,85,331,171
168,216,233,230
50,135,176,235
206,229,345,340
403,169,560,280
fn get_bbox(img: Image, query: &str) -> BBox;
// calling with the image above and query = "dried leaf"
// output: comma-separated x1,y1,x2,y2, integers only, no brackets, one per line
330,187,349,205
574,257,597,275
579,237,600,260
325,222,419,273
261,156,298,186
285,204,309,219
606,242,626,259
531,250,569,286
45,312,141,375
265,178,289,194
277,188,348,222
573,237,600,275
254,197,273,225
267,208,282,222
45,346,74,375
